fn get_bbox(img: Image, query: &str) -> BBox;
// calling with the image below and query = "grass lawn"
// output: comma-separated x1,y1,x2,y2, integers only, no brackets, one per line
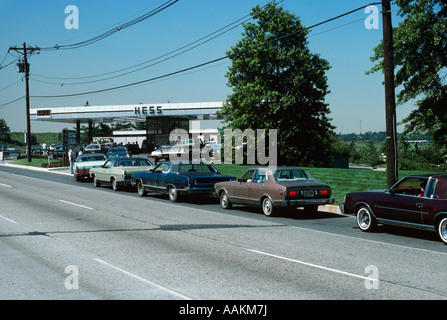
11,157,62,168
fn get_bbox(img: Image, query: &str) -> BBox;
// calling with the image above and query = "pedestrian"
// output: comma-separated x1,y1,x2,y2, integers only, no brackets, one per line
68,146,76,174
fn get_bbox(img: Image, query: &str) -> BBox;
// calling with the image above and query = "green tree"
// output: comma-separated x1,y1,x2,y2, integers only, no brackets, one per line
219,2,335,166
368,0,447,144
0,118,11,142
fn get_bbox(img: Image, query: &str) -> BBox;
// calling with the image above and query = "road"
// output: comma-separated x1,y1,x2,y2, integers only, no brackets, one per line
1,163,447,304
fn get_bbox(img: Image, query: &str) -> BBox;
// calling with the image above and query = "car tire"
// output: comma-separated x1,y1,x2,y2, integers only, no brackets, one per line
262,197,275,216
74,174,80,182
111,178,120,191
168,186,179,202
356,206,377,232
93,175,101,187
437,217,447,245
137,180,147,197
220,191,232,209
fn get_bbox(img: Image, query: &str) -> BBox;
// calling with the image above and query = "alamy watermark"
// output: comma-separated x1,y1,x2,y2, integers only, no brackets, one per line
65,5,79,30
365,265,379,289
168,127,278,170
365,5,379,30
64,265,79,289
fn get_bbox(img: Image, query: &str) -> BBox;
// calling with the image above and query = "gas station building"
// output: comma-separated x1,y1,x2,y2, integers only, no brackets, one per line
30,101,224,151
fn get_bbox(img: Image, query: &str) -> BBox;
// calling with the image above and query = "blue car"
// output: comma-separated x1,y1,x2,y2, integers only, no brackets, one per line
131,161,236,202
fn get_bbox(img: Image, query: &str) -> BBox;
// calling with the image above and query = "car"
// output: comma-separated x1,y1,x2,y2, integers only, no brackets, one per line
131,161,236,202
340,173,447,245
84,144,106,154
73,153,107,181
214,167,334,216
90,157,154,191
151,145,172,161
106,146,130,159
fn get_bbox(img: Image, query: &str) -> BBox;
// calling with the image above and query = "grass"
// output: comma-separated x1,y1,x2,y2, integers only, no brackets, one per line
11,157,62,168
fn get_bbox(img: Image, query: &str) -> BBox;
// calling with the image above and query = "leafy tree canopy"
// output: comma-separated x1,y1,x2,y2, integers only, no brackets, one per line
368,0,447,144
220,2,335,166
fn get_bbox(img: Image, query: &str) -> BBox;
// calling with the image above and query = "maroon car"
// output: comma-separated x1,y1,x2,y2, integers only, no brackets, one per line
340,173,447,244
214,167,334,216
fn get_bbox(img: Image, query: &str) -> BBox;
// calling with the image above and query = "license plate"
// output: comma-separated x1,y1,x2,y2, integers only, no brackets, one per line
303,190,314,197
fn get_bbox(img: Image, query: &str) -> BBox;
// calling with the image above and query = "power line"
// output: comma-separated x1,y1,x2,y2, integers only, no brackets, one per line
38,0,179,51
30,0,284,84
29,2,383,100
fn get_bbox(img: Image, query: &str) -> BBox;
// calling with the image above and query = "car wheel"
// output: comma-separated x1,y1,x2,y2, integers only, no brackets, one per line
74,174,80,182
262,197,275,216
356,206,377,232
437,217,447,245
111,178,120,191
168,186,179,202
93,175,101,187
220,191,232,209
137,180,147,197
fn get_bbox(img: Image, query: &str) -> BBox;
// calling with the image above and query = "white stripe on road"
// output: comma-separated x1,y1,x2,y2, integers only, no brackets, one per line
59,200,94,210
0,182,12,188
246,248,377,282
0,214,18,224
94,258,192,300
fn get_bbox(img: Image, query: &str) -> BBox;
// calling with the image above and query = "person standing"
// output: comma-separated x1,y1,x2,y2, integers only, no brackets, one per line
68,146,76,174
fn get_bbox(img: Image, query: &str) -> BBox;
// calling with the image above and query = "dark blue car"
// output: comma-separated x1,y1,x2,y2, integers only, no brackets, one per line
131,161,236,202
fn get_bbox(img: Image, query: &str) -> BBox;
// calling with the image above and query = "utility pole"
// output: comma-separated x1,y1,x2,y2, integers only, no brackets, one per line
382,1,398,188
9,43,40,162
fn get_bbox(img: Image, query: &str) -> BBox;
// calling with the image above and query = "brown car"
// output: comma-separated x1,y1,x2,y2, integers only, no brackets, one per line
340,173,447,244
214,167,334,216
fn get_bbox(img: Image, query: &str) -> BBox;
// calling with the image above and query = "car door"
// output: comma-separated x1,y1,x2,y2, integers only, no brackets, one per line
233,169,255,205
97,160,112,181
247,169,268,204
145,163,164,188
155,163,172,189
374,177,427,224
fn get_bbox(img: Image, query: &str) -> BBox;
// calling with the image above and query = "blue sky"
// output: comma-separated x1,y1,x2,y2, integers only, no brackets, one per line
0,0,410,134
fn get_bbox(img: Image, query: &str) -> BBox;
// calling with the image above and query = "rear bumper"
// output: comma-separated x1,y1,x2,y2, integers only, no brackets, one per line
280,198,334,207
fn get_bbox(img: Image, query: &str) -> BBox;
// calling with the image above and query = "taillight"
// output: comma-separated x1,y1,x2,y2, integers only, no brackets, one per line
288,190,298,196
320,189,330,195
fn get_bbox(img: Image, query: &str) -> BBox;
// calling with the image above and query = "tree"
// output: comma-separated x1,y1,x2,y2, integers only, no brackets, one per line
0,118,11,143
219,2,335,166
368,0,447,144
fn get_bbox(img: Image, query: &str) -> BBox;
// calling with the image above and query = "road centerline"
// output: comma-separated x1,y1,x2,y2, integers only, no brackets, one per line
59,199,94,210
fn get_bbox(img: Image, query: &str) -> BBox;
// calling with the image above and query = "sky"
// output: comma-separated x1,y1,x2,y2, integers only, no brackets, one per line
0,0,412,134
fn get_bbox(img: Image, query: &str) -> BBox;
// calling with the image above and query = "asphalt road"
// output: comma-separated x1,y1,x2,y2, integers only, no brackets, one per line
1,163,447,303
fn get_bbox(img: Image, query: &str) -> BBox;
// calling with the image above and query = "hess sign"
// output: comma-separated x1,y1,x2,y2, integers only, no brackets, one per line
36,109,51,118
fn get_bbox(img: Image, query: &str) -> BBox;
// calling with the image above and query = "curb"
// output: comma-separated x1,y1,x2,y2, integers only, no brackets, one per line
1,162,71,175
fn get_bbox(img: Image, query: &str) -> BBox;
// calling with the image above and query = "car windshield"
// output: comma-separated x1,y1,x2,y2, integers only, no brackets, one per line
273,169,312,181
179,164,218,173
118,159,151,167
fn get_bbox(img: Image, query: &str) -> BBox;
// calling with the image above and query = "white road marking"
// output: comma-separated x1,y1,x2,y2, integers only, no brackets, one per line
59,200,94,210
0,182,12,188
94,258,192,300
246,248,377,282
0,214,18,224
